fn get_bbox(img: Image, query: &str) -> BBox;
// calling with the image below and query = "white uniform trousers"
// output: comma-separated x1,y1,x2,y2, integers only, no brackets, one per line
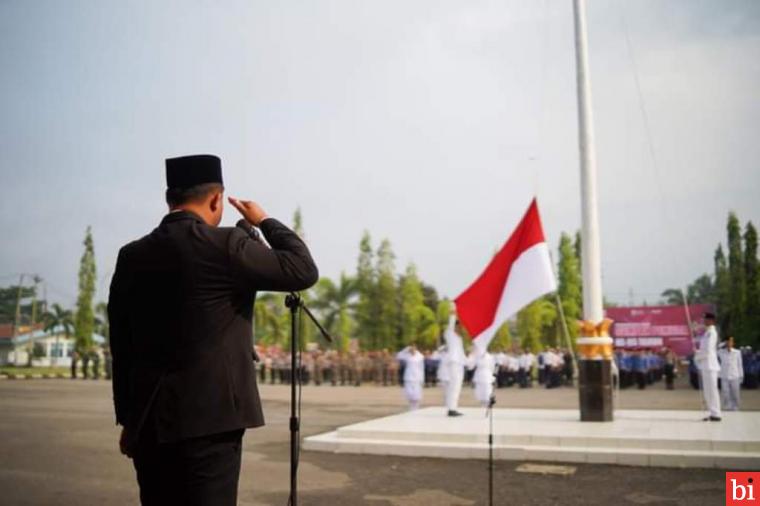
721,378,741,411
473,380,493,406
445,364,464,411
404,381,423,409
700,369,722,418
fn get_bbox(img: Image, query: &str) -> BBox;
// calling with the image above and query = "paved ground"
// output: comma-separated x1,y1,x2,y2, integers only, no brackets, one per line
0,377,757,505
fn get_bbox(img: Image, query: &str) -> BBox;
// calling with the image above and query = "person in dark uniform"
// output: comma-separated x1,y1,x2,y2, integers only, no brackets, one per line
92,349,100,380
70,350,79,379
108,154,318,506
81,348,90,379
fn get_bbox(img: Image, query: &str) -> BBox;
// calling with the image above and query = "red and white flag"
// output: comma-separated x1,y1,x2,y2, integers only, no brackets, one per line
455,198,557,352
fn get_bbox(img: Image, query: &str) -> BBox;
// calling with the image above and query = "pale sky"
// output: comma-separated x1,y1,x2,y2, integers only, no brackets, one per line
1,0,759,308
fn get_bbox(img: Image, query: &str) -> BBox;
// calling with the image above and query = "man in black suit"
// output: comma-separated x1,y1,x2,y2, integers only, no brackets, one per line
108,154,318,506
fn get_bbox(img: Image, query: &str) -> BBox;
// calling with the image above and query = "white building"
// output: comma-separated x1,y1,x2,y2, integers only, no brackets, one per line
0,324,106,367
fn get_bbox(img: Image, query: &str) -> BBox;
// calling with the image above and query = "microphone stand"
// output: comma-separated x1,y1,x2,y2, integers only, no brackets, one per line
284,292,332,506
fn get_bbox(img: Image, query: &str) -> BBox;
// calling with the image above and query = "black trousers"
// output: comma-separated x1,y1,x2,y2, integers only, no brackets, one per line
133,422,245,506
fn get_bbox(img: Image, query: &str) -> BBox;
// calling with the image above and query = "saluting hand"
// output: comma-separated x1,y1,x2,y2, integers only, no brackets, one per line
228,197,269,226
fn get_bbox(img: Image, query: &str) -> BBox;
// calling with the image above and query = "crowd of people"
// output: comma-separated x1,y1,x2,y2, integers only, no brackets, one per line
253,346,577,390
614,349,673,390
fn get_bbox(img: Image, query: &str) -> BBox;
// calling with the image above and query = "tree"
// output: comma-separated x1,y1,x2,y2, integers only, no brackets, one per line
660,288,685,306
714,244,731,335
74,227,97,354
254,293,288,346
43,303,73,366
0,284,40,325
489,321,512,352
312,273,357,351
398,264,439,349
686,274,715,304
516,297,557,352
420,282,439,315
355,232,377,349
436,299,452,335
291,208,314,347
374,239,399,349
745,221,760,347
399,264,424,346
574,231,584,314
557,233,582,340
727,213,747,341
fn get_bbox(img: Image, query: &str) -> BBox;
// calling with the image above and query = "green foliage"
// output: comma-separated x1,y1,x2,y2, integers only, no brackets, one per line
714,244,731,333
436,299,451,332
312,273,357,350
557,232,582,340
355,231,377,348
0,284,43,325
254,293,288,346
744,222,760,346
32,342,46,359
374,239,399,349
516,297,557,353
399,264,439,349
43,303,74,337
74,227,96,353
291,208,314,347
488,321,512,352
660,288,685,306
727,212,747,341
686,274,715,304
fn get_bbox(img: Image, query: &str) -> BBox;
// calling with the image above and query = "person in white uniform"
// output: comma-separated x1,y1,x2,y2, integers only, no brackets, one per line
695,312,721,421
467,349,496,407
719,336,744,411
401,344,425,410
443,311,466,417
436,345,450,385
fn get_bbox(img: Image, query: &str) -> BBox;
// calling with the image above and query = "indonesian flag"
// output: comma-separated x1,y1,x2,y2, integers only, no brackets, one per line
455,198,557,352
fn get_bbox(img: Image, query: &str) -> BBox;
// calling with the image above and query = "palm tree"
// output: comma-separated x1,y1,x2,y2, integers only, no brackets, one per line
312,273,358,351
254,293,288,346
660,288,685,306
43,304,73,366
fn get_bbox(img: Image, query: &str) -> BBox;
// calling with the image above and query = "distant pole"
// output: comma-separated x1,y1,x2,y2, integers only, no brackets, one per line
573,0,613,421
13,274,25,336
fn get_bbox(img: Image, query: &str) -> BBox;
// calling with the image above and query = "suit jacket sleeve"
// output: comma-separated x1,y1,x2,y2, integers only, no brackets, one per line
228,218,319,292
108,248,132,426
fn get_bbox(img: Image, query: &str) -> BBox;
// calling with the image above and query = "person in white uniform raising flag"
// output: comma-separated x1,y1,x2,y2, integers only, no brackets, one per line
695,312,721,421
443,307,466,417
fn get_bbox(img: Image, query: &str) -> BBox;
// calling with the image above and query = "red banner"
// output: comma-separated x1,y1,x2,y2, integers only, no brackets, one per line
605,304,716,358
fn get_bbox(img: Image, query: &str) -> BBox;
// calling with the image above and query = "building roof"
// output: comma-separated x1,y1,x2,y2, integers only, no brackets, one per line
0,324,13,340
11,324,106,346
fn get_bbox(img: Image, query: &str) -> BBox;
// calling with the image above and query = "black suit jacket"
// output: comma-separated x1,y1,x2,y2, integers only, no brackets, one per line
108,211,318,443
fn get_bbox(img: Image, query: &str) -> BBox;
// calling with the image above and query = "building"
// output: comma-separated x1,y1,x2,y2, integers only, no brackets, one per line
0,324,106,367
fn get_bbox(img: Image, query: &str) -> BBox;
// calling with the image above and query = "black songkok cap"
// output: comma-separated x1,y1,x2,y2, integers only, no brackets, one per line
165,154,223,190
703,311,716,320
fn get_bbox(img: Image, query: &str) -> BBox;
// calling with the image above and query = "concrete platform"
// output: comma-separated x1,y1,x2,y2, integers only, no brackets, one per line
304,408,760,469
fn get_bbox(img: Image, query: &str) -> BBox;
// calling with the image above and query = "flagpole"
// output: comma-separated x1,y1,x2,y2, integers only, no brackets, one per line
573,0,614,421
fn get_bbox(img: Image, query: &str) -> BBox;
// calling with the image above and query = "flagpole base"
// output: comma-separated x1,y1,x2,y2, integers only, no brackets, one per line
578,359,613,422
576,322,614,422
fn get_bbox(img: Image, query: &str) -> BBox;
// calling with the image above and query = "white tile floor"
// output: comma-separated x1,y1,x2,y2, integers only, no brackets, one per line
303,407,760,469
